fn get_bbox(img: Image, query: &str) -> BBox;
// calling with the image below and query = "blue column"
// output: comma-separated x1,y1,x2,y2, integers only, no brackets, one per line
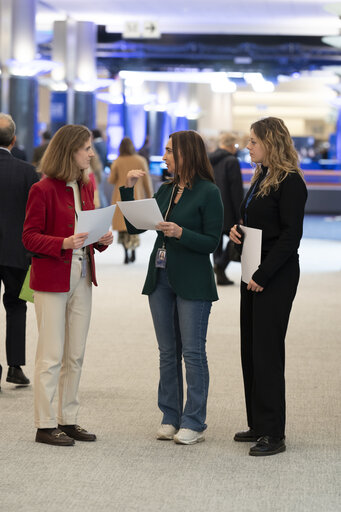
0,0,38,160
50,91,68,134
74,91,96,128
148,111,172,156
107,104,124,157
125,104,147,149
9,76,38,161
336,109,341,160
175,116,189,131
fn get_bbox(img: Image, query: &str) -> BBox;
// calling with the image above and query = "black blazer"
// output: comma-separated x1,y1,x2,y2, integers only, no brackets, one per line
241,170,307,287
0,149,39,270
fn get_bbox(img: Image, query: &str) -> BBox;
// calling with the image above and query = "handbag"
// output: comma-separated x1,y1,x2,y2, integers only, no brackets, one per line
227,241,241,262
19,266,34,303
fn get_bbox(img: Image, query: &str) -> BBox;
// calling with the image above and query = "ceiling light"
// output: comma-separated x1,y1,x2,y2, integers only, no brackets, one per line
7,59,59,77
244,72,275,93
322,35,341,48
211,77,236,93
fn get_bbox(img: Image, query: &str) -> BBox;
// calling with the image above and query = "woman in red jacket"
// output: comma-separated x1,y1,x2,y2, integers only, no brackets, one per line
23,125,113,446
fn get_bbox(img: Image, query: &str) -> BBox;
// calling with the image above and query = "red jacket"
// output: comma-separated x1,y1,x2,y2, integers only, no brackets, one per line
23,177,106,292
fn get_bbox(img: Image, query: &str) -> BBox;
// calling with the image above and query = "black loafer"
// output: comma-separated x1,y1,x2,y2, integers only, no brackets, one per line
36,428,75,446
58,424,96,442
6,366,30,386
234,428,258,442
249,436,286,456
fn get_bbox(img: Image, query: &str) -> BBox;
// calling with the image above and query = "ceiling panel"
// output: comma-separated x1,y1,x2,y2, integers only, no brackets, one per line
37,0,341,36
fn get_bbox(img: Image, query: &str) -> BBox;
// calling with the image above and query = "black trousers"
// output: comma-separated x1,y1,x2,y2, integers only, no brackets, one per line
240,255,300,438
213,235,232,271
0,265,27,366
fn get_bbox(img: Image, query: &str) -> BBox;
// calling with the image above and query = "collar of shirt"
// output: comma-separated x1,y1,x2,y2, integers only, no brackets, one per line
0,147,11,154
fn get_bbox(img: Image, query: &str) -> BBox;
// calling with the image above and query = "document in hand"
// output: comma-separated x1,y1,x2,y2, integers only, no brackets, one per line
117,198,164,230
239,226,262,284
76,205,116,247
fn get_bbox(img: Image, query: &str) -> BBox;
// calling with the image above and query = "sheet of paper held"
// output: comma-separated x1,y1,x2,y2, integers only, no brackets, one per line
117,198,164,230
240,225,262,284
76,205,116,247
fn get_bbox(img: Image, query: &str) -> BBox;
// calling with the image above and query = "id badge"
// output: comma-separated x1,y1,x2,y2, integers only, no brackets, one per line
81,256,87,277
155,247,167,268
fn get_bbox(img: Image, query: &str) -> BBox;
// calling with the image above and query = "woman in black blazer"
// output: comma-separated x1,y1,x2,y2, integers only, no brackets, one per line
230,117,307,456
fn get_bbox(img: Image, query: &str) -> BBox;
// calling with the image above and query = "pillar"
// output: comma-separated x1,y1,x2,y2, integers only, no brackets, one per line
52,20,97,129
0,0,38,160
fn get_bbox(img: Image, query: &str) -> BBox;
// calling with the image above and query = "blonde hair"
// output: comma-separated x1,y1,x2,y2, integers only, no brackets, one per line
219,132,237,149
39,124,91,183
250,117,305,197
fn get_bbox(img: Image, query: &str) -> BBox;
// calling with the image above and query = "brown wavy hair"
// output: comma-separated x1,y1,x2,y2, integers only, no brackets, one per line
250,117,305,196
119,137,136,156
39,124,91,183
169,130,214,187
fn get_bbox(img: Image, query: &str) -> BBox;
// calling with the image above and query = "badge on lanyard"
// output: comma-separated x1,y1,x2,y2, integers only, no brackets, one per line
155,246,167,268
154,184,177,269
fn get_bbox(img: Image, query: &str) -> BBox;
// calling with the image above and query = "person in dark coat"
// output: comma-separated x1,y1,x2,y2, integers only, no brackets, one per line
32,130,51,168
0,113,39,390
11,142,27,161
91,129,107,168
209,132,244,285
92,129,109,207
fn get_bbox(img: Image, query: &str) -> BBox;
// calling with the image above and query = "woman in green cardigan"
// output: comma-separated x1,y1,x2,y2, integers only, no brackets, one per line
120,130,223,445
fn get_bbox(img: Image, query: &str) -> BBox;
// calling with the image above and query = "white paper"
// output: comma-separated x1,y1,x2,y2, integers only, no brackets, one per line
240,226,262,284
117,198,164,230
76,205,116,247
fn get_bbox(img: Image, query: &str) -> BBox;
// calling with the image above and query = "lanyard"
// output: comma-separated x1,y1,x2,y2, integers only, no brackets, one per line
160,185,178,248
164,184,177,221
244,173,265,226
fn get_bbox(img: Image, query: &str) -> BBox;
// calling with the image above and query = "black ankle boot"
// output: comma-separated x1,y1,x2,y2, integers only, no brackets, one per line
130,250,136,262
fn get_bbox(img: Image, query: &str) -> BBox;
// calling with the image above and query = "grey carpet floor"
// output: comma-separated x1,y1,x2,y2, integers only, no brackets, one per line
1,236,340,512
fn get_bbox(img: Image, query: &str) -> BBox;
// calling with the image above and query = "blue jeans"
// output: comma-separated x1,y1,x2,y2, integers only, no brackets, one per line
148,269,212,432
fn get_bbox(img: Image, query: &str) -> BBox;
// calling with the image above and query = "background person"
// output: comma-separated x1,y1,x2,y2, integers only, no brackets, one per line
11,140,27,161
209,132,244,285
0,113,39,391
92,129,109,207
31,130,51,168
230,117,307,456
138,135,151,168
120,130,223,445
23,124,113,446
108,137,153,264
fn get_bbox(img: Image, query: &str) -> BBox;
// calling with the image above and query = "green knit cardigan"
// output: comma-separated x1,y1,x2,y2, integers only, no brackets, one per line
120,177,223,301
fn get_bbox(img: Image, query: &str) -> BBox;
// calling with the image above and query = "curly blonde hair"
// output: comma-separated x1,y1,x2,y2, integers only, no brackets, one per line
250,117,305,197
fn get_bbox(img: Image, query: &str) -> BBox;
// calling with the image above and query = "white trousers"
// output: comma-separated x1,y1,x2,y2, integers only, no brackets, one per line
34,255,92,428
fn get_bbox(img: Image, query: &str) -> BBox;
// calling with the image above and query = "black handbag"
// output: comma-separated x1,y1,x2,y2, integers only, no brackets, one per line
228,225,244,262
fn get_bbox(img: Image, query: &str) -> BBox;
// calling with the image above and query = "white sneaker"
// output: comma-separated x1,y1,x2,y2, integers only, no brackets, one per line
173,428,205,445
156,424,178,440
